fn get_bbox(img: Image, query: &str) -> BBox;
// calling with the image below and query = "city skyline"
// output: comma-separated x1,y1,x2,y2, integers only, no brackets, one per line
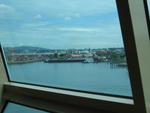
3,45,124,50
0,0,124,49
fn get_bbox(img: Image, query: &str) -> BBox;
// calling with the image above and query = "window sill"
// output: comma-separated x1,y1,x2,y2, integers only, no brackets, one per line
2,82,135,113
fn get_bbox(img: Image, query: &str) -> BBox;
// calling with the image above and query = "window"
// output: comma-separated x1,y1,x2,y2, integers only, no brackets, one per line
147,0,150,12
0,0,149,113
0,0,132,97
2,102,51,113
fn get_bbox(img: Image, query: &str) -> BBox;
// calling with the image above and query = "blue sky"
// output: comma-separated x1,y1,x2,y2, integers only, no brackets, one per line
148,0,150,13
0,0,124,49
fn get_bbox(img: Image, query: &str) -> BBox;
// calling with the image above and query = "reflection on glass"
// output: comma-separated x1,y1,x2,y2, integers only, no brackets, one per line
3,103,49,113
0,0,132,96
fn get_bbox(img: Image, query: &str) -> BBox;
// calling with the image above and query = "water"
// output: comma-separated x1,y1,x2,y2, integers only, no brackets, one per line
4,103,49,113
8,62,132,97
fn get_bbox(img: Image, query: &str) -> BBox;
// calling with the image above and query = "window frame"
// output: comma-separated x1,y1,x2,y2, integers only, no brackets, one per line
0,0,133,100
2,82,134,113
0,0,149,113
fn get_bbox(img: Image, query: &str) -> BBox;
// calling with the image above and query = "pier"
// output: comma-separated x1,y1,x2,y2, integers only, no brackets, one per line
44,58,85,63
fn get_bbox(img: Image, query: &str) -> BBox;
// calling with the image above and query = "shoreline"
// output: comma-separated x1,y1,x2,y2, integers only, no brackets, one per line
7,60,127,67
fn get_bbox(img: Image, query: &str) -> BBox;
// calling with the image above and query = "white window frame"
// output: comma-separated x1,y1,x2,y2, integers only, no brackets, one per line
0,0,150,113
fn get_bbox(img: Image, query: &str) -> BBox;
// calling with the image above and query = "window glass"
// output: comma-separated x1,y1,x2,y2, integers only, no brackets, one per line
148,0,150,12
3,102,50,113
0,0,132,97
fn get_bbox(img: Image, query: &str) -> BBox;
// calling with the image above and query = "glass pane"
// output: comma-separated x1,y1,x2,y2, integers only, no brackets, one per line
148,0,150,13
0,0,132,97
3,102,49,113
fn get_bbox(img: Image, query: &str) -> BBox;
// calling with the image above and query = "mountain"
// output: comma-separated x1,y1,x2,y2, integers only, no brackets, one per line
3,46,50,54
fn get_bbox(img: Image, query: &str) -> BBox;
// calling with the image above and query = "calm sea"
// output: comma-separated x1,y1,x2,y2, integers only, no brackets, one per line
8,62,132,97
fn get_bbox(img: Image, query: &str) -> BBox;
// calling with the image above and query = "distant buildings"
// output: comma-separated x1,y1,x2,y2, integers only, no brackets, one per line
3,47,126,64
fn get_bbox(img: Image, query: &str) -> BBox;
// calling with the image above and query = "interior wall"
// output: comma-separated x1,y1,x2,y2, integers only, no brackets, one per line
0,50,8,111
128,0,150,113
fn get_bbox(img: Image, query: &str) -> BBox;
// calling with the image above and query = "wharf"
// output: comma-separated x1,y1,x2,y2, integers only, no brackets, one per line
44,58,85,63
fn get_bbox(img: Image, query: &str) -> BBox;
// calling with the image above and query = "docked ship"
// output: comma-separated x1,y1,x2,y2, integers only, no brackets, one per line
44,58,85,63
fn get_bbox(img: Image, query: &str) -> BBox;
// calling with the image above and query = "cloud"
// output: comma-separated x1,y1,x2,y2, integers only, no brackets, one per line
0,0,123,49
74,13,80,18
64,17,72,21
0,4,13,10
74,41,121,47
64,13,80,21
0,4,15,18
2,0,116,18
34,14,42,19
20,22,49,29
59,27,101,32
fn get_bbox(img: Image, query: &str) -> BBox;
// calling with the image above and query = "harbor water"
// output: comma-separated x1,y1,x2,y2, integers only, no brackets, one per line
8,62,132,97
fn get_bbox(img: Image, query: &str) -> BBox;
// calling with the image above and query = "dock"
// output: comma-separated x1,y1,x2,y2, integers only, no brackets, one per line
44,58,85,63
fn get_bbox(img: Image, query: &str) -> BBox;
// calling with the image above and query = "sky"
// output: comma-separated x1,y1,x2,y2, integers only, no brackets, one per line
0,0,124,49
148,0,150,13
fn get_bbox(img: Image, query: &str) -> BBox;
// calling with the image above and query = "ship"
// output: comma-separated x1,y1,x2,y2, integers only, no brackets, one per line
44,58,85,63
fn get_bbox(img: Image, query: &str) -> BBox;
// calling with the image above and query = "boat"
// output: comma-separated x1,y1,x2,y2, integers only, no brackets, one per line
82,58,94,63
44,58,85,63
117,63,127,67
